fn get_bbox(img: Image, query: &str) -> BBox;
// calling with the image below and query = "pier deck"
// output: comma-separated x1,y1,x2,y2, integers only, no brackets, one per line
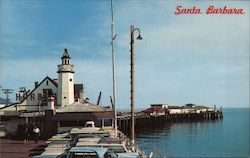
0,139,46,158
117,111,223,136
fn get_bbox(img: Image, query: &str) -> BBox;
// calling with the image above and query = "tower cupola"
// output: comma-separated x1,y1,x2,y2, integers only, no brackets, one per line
61,48,71,65
57,48,74,73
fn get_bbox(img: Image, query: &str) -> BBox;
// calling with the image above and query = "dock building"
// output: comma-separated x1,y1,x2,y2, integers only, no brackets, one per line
142,103,216,116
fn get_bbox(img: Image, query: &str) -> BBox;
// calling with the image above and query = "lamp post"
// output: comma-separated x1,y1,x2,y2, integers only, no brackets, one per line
130,25,142,144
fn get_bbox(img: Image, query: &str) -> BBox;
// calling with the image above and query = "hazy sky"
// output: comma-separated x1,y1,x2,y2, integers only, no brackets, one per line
0,0,249,109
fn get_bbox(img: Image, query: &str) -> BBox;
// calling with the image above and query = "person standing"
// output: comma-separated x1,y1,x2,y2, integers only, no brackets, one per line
23,126,29,143
33,126,40,143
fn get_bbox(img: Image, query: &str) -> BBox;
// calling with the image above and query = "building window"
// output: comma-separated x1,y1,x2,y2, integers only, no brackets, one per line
70,78,72,82
60,120,85,127
43,89,52,97
46,80,48,85
41,89,52,106
104,119,112,126
64,96,66,99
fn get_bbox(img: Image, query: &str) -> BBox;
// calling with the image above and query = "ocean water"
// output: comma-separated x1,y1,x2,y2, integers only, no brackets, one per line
136,108,250,158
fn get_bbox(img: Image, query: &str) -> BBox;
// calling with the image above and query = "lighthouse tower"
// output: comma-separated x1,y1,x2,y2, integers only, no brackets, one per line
57,48,74,107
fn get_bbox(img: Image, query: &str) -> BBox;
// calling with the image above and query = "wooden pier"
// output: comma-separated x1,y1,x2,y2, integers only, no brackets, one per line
117,110,223,136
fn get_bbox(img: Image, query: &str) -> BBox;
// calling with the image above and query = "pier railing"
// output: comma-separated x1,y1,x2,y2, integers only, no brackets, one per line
152,147,166,158
117,131,146,157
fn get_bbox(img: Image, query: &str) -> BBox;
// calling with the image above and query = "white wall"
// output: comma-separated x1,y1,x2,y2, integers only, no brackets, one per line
58,72,74,107
20,77,58,107
169,109,183,114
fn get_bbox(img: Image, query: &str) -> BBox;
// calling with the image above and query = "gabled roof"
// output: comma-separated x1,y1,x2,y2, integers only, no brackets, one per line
19,76,58,104
56,102,112,113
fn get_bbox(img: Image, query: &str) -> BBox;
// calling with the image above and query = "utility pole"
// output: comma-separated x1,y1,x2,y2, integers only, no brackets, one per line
2,88,14,106
0,86,2,98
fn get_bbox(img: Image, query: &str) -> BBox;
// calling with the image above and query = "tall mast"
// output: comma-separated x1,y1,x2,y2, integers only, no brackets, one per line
111,0,117,137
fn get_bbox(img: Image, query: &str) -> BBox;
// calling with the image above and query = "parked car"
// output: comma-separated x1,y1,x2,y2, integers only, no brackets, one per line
66,147,108,158
33,152,67,158
0,125,14,138
0,126,7,138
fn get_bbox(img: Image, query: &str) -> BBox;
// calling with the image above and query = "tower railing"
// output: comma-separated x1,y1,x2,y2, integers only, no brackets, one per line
57,65,74,72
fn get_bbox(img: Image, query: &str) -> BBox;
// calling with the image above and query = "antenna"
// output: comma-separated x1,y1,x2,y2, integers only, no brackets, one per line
2,88,14,106
110,96,114,109
111,0,117,137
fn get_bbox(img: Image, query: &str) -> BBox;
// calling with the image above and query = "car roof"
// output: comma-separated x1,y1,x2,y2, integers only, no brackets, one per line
48,140,74,145
69,146,108,156
33,155,59,158
117,152,140,158
41,150,65,155
78,137,101,142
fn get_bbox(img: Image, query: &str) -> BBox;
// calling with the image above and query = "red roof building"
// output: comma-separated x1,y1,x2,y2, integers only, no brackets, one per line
142,106,166,116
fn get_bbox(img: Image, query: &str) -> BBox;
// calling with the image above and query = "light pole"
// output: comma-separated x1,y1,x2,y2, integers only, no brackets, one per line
130,25,142,144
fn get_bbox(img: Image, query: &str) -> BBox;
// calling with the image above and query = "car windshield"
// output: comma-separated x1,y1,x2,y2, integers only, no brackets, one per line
68,152,98,158
108,146,126,153
85,124,93,127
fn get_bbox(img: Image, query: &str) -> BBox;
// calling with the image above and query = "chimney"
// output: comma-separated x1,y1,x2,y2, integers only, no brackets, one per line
79,90,83,99
35,82,39,88
48,96,55,110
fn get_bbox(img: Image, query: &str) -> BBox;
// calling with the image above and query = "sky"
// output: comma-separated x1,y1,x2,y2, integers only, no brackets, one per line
0,0,249,109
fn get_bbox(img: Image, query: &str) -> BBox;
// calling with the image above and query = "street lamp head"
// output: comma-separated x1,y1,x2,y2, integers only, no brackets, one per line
136,34,143,40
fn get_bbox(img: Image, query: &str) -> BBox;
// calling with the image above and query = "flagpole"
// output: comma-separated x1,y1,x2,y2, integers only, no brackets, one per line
111,0,117,137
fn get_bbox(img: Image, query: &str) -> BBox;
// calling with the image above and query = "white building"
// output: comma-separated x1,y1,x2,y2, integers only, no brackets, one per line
14,49,82,110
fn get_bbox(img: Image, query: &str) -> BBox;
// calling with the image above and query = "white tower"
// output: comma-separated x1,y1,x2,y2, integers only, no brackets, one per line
57,48,74,107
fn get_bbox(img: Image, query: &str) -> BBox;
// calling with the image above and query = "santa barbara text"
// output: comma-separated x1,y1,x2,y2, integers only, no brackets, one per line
175,5,244,15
